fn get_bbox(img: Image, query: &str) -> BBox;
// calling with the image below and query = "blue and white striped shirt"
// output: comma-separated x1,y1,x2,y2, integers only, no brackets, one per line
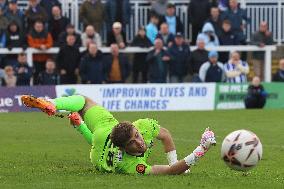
224,61,249,83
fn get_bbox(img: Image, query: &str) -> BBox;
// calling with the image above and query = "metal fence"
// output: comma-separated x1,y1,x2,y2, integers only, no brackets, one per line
16,0,284,44
0,45,276,82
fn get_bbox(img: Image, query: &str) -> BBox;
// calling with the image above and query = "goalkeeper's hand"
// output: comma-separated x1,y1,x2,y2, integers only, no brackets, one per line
200,127,216,152
68,112,84,127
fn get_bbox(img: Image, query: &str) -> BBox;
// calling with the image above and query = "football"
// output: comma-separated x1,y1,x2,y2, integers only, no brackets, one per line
221,130,263,171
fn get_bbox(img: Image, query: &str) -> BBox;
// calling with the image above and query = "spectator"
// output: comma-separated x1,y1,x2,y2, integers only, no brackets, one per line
56,34,81,84
156,22,175,47
272,58,284,82
27,20,53,84
188,0,211,45
79,43,105,84
131,26,152,83
82,25,102,47
4,0,24,32
48,5,70,45
58,24,81,48
197,22,219,47
0,7,8,31
14,53,32,86
219,19,239,63
6,21,26,48
251,21,273,80
159,3,183,35
104,43,130,83
25,0,48,31
39,0,61,21
224,51,249,83
5,21,26,67
206,6,222,37
38,59,60,85
221,0,249,45
146,38,170,83
189,36,208,82
146,13,159,44
245,76,267,109
105,0,131,33
150,0,168,17
107,22,126,48
79,0,105,33
199,51,225,82
168,32,190,83
1,65,16,87
0,0,7,12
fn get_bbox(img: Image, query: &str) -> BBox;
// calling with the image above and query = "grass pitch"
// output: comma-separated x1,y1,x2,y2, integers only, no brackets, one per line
0,110,284,189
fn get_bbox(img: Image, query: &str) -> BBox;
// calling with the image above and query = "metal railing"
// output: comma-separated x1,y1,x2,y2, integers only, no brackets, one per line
16,0,284,44
0,45,276,82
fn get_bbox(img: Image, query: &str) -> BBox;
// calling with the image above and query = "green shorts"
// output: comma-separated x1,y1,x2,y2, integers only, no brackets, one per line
83,105,119,172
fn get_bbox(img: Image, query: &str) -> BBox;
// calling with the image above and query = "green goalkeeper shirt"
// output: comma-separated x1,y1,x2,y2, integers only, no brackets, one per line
76,106,160,175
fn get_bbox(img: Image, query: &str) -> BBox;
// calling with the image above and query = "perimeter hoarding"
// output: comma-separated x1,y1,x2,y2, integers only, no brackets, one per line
0,86,56,112
55,83,216,111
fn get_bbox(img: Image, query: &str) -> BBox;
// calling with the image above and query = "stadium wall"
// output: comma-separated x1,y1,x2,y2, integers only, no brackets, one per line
0,83,283,113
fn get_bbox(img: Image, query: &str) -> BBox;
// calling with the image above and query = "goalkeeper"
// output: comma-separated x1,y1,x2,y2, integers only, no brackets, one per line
21,95,216,175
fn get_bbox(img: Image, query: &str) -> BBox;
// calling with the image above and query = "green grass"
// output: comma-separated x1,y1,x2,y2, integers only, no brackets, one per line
0,110,284,189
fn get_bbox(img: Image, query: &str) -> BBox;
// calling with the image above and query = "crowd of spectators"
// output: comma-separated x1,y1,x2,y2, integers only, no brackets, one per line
0,0,282,87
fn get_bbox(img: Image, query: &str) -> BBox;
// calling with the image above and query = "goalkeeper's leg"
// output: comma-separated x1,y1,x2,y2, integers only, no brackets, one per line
21,95,96,116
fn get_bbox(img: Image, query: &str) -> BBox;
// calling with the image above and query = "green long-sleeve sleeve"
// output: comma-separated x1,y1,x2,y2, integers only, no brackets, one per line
76,122,93,145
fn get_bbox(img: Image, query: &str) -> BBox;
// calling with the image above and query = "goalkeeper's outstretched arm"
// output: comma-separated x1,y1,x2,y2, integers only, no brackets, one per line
151,160,189,175
156,127,178,166
152,128,216,175
150,145,205,175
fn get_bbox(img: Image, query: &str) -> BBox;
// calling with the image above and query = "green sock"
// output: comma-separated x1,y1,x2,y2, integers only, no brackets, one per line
54,95,85,112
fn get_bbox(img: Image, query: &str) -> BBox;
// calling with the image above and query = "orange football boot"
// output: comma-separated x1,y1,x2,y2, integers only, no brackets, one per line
21,95,56,116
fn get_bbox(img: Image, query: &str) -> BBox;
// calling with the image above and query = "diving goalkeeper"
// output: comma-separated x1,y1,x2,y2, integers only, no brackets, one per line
21,95,216,175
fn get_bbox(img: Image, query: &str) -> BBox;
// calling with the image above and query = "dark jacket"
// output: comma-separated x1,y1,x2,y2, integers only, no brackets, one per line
6,22,26,49
219,29,239,63
14,63,32,86
131,34,152,72
272,70,284,82
48,16,70,43
221,7,249,42
188,0,211,27
251,31,274,60
146,49,170,83
58,31,82,48
245,84,266,109
40,0,61,21
105,0,131,31
4,9,25,32
38,71,60,85
107,31,126,47
206,17,223,37
189,49,209,74
79,51,105,84
219,29,239,45
104,54,130,82
168,43,190,77
156,33,175,47
79,0,105,32
25,5,48,31
57,45,81,73
160,15,184,34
